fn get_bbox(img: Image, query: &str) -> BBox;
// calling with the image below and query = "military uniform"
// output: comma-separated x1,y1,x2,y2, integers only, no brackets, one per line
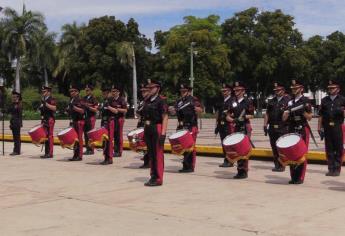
66,85,85,161
8,91,22,155
174,84,202,172
228,82,254,178
111,85,127,157
98,85,113,165
143,80,168,186
216,84,235,167
83,84,98,155
285,80,312,184
265,82,290,171
40,86,56,158
318,80,345,176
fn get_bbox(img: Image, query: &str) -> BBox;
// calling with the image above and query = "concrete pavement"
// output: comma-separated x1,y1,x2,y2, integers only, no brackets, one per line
0,142,344,236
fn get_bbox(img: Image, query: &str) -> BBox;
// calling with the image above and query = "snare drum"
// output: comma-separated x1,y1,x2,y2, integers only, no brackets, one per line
57,127,78,149
87,127,108,147
28,124,47,146
222,132,252,163
169,130,194,155
127,127,146,151
276,133,307,166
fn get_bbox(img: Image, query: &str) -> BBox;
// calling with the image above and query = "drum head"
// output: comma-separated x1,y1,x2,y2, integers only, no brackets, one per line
128,128,144,136
223,133,245,145
29,125,43,133
276,134,300,148
58,127,73,136
169,130,188,139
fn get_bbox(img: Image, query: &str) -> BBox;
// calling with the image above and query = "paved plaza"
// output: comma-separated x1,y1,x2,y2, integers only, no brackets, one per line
0,140,344,236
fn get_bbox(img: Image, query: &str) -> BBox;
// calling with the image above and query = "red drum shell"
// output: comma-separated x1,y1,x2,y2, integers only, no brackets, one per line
87,127,108,147
28,124,47,145
127,128,146,151
222,133,252,157
276,133,307,164
57,127,78,149
169,130,194,155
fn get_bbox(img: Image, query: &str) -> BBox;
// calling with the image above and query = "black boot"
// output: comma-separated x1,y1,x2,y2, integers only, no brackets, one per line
144,178,162,187
233,170,248,179
69,156,82,161
219,158,233,167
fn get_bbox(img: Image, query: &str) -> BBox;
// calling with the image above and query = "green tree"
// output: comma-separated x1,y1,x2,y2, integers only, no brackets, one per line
30,28,56,86
221,8,308,111
1,5,45,92
155,15,230,106
116,41,138,114
54,22,84,93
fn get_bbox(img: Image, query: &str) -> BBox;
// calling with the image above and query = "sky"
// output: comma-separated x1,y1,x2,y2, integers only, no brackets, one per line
1,0,345,43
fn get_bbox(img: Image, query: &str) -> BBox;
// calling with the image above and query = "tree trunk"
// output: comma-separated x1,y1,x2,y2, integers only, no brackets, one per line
15,57,21,93
44,67,49,86
132,48,138,118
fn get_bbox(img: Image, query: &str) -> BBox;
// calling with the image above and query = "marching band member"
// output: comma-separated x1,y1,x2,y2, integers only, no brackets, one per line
227,81,254,179
143,80,168,186
137,83,150,168
39,85,57,158
83,84,98,155
264,82,290,171
283,79,313,184
110,85,127,157
169,83,203,172
318,79,345,176
8,91,22,156
66,85,85,161
216,83,235,168
100,85,115,165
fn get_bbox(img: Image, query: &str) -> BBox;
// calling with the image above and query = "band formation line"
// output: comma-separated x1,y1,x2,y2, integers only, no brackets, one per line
7,78,345,186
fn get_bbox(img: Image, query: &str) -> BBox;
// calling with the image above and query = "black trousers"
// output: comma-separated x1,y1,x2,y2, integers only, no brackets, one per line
84,118,92,152
324,124,343,172
268,129,286,168
219,129,229,164
144,124,159,181
11,126,21,154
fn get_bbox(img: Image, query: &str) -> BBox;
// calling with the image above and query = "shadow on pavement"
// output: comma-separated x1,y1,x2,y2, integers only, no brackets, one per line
264,175,290,185
251,164,272,170
130,177,148,183
213,170,236,179
322,180,345,192
204,161,220,166
123,163,142,169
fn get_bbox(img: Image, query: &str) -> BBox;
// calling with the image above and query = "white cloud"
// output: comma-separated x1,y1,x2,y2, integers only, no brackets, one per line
1,0,345,39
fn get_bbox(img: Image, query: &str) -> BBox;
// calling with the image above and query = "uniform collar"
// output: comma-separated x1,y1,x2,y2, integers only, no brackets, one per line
276,95,283,102
330,94,338,101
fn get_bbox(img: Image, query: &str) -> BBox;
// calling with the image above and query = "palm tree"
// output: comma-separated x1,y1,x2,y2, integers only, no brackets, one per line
116,41,137,116
31,28,56,86
54,22,83,82
1,5,45,92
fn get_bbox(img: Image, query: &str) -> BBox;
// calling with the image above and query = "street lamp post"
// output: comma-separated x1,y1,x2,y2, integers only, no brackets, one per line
131,42,138,118
189,42,196,96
